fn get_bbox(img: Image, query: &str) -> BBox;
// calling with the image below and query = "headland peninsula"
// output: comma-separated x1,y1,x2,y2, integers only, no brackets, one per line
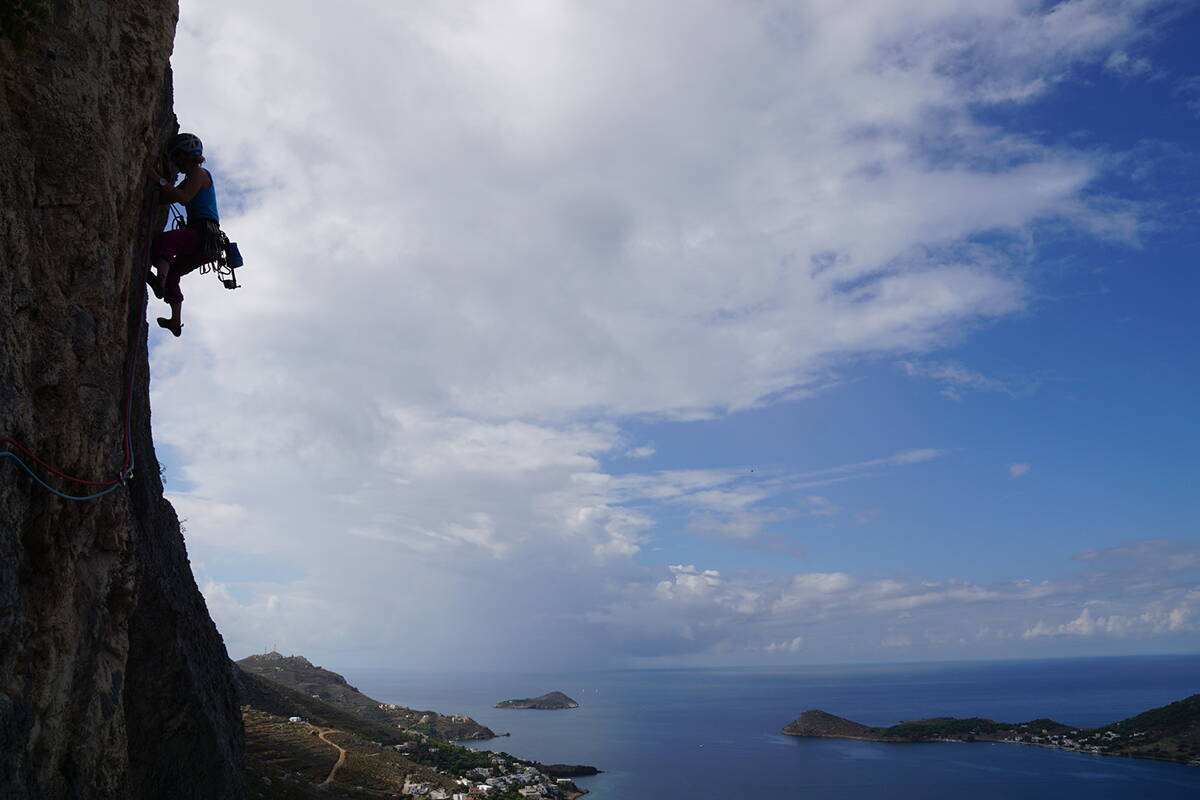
783,693,1200,765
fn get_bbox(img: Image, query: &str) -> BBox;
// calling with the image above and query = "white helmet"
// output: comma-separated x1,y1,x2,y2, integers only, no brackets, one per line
170,132,203,156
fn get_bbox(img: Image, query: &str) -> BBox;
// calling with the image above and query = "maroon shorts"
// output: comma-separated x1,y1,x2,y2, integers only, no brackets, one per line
152,228,207,304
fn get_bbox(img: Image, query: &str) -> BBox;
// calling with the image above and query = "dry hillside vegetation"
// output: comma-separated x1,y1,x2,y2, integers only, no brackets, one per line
244,710,457,800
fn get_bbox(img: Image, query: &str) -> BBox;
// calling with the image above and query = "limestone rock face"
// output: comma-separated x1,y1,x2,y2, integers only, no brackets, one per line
0,3,244,798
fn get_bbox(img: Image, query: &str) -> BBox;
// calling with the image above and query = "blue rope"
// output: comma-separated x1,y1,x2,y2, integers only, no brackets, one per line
0,184,160,503
0,243,145,504
1,451,126,501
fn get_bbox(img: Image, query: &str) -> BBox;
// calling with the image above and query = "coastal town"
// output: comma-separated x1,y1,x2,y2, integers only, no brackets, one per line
391,735,587,799
899,722,1146,753
868,723,1199,766
1002,726,1136,753
397,750,584,799
244,706,590,800
999,726,1200,765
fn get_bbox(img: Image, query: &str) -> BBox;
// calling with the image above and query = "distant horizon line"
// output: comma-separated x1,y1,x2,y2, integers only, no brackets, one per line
232,649,1200,674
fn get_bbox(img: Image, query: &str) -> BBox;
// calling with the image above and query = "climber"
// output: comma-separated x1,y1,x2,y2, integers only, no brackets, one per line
145,132,221,337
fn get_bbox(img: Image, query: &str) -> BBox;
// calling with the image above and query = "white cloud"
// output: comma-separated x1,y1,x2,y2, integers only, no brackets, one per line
157,0,1182,667
168,1,1125,422
796,449,950,479
1009,462,1031,478
761,636,805,654
1022,602,1199,640
1178,76,1200,118
803,496,840,517
1073,539,1200,572
901,360,1037,401
1104,50,1155,79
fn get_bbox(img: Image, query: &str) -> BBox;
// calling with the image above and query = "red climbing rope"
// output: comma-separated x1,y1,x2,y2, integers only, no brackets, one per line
0,436,120,487
1,155,167,500
0,350,137,489
1,254,142,493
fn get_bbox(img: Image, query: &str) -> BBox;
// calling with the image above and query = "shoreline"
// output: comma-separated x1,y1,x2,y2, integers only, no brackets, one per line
782,696,1200,768
782,731,1200,767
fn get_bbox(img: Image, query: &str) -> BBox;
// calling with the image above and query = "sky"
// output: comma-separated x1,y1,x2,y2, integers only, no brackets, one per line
157,0,1200,671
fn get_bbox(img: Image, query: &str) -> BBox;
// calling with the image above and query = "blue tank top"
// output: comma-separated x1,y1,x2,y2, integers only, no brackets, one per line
186,169,220,223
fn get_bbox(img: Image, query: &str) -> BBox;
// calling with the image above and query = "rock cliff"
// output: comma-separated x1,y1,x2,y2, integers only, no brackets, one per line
1,2,244,798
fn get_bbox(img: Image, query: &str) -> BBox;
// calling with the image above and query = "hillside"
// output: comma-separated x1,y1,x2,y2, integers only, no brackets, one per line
1093,694,1200,762
237,683,590,799
1,2,243,797
783,694,1200,764
781,709,882,739
238,652,496,740
242,709,459,800
236,668,413,746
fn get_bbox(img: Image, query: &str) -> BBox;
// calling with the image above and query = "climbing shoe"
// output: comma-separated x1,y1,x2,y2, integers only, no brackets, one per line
146,271,164,300
156,317,183,337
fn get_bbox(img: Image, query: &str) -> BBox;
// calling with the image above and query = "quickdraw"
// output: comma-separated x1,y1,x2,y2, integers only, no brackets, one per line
200,230,244,290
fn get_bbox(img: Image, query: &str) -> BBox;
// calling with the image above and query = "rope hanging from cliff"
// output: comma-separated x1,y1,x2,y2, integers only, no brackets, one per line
0,352,137,500
0,194,153,502
0,453,128,500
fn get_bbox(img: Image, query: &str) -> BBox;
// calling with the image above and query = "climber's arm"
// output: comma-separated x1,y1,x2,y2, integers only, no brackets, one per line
168,166,207,204
146,164,206,205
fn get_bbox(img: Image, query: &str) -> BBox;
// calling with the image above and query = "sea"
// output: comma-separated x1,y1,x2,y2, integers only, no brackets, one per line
353,654,1200,799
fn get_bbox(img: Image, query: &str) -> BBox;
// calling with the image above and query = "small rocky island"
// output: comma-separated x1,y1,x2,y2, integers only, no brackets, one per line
495,691,580,710
782,694,1200,765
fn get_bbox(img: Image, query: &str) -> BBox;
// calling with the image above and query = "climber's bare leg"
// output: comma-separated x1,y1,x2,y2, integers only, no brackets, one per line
155,255,171,287
148,256,170,298
156,302,183,337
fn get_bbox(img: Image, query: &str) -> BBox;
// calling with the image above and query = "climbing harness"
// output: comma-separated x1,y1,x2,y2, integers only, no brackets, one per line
167,203,245,289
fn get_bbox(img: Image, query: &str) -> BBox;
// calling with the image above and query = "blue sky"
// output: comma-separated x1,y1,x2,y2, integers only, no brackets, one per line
156,0,1199,669
612,14,1200,585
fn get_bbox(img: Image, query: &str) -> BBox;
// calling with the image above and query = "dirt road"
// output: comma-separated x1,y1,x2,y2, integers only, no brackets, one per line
317,728,348,785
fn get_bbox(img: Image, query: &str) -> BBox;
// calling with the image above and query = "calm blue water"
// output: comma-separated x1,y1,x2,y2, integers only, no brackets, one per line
352,655,1200,798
